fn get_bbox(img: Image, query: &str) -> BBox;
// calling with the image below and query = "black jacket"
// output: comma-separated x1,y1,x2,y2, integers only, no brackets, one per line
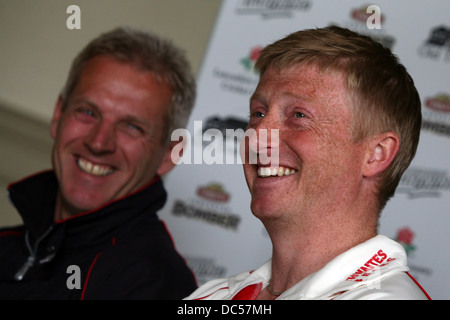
0,171,197,299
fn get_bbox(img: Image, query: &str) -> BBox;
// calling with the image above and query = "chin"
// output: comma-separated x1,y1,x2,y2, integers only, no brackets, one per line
251,200,274,219
63,191,110,215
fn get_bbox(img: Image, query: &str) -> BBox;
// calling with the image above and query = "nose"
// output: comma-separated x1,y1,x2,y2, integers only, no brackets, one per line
244,114,279,166
83,121,117,155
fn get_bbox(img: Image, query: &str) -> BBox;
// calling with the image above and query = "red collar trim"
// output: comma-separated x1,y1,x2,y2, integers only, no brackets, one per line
231,283,263,300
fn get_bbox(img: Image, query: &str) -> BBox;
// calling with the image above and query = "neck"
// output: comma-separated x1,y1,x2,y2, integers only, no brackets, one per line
53,192,82,221
262,199,377,296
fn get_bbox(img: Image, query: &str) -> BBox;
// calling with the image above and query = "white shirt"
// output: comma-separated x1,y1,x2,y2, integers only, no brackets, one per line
185,235,430,300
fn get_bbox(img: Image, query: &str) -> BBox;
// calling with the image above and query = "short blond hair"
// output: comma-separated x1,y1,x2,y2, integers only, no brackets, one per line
255,26,422,211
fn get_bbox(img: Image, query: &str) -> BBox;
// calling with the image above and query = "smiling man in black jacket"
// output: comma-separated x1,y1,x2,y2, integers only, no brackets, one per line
0,27,197,299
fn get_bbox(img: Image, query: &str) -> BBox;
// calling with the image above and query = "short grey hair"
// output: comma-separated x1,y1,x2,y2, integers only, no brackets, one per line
60,27,196,141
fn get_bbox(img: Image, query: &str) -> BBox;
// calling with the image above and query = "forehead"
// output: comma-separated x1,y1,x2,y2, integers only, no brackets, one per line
76,56,170,95
253,64,350,111
72,56,173,114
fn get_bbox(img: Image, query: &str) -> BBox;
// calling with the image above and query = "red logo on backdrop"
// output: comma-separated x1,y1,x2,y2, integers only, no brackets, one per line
425,94,450,113
350,5,385,24
241,46,263,72
197,183,230,202
396,227,417,256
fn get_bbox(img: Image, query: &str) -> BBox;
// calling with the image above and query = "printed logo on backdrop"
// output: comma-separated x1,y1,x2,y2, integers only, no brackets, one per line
396,227,416,255
351,4,384,26
394,227,432,280
197,182,231,202
396,167,450,198
171,182,241,231
184,256,227,286
337,4,395,50
235,0,311,19
202,115,248,158
212,46,262,97
421,93,450,138
418,25,450,62
172,118,281,166
241,46,263,73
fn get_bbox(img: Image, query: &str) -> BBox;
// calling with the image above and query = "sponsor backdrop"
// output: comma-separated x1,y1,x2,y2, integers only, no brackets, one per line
159,0,450,299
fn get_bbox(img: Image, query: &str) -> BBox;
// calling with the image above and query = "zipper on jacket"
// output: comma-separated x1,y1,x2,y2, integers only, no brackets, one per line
14,226,54,281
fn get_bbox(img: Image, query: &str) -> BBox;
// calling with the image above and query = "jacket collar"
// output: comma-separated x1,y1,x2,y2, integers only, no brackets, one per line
7,170,167,241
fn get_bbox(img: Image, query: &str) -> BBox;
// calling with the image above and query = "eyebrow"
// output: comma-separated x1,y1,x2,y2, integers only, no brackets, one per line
280,90,314,102
70,97,99,110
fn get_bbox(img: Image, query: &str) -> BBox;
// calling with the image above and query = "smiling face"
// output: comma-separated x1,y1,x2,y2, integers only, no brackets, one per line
50,55,175,218
243,64,368,224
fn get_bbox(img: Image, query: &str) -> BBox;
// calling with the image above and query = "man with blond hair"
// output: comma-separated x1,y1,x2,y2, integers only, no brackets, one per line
186,26,430,300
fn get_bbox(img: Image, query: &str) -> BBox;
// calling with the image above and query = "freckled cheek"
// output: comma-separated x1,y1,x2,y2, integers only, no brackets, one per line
314,142,362,186
298,135,349,176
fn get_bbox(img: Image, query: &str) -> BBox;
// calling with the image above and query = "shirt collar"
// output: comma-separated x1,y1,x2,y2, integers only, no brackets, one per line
226,235,408,300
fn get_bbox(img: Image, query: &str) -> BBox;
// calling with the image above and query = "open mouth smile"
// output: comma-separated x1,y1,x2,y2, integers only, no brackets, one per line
257,166,297,177
77,157,115,176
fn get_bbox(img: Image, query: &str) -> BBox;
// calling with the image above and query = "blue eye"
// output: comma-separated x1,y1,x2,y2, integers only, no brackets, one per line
84,109,95,116
76,107,94,116
74,107,96,121
295,112,305,118
252,111,265,118
128,123,141,131
127,123,145,135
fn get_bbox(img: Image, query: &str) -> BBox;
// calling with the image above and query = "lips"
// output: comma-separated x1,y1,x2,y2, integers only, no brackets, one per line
76,157,115,176
257,166,297,177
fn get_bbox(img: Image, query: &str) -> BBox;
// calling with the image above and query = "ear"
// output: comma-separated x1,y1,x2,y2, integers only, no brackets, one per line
362,132,400,178
50,97,64,139
156,136,187,176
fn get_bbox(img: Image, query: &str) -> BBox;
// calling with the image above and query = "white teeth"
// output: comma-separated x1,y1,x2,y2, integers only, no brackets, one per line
277,167,284,176
77,158,114,176
257,166,297,177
